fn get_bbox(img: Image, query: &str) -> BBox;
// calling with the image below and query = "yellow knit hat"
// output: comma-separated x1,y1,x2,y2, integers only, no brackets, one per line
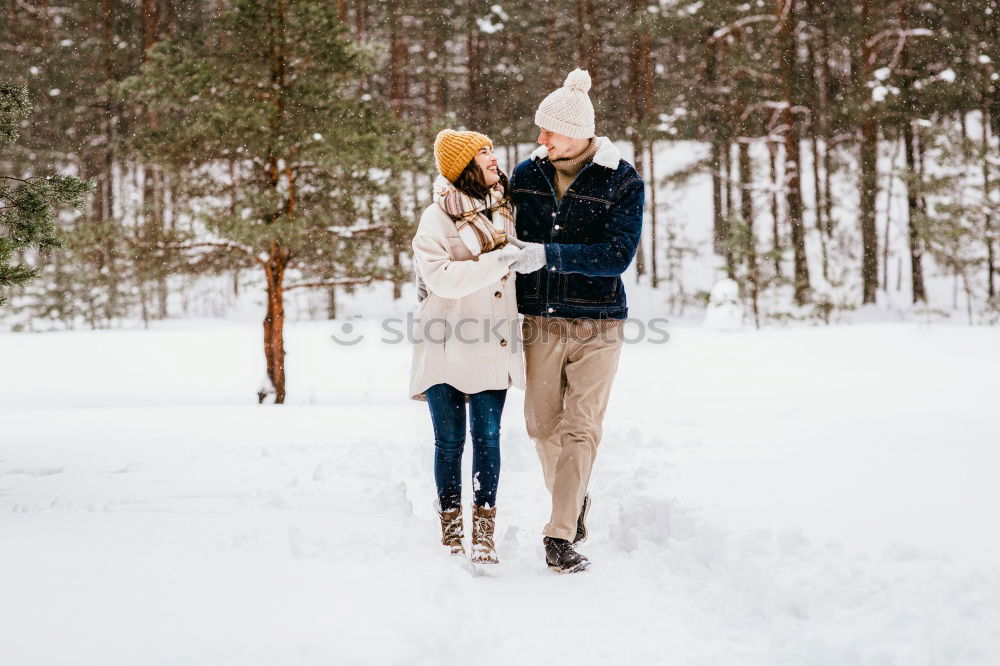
433,129,493,183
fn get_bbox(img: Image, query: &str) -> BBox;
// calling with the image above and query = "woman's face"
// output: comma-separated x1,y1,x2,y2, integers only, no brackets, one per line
474,146,500,187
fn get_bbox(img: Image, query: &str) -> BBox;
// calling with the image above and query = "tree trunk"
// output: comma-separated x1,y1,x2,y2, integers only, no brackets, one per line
882,134,900,292
391,221,404,299
860,117,880,303
576,0,595,72
648,143,658,289
162,0,177,35
823,137,834,239
703,24,726,259
819,2,834,238
739,139,759,327
859,0,879,303
141,0,169,318
984,90,995,299
261,246,289,404
354,0,366,38
433,17,447,114
812,134,829,282
777,0,810,304
633,138,646,278
628,0,649,279
805,15,829,282
387,3,405,300
897,0,925,304
768,138,782,278
723,141,737,278
388,0,404,115
141,0,158,55
258,0,291,404
100,0,116,224
902,120,926,303
466,0,478,127
712,138,725,255
915,126,928,222
722,141,730,227
641,21,654,282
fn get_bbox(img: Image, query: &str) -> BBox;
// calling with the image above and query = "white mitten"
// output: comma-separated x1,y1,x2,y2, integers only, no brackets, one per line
491,244,522,265
512,242,546,274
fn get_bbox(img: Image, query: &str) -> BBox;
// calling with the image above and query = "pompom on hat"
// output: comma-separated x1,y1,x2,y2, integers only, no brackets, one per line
433,129,493,183
534,69,596,139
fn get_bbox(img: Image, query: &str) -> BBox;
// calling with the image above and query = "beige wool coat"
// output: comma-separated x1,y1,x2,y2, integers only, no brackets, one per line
409,202,526,401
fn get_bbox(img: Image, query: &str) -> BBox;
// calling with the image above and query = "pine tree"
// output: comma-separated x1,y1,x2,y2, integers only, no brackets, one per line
0,83,92,307
119,0,400,403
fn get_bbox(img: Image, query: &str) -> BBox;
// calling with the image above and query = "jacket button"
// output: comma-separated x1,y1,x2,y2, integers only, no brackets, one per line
494,291,502,298
547,307,555,313
551,212,556,217
554,224,561,230
500,339,508,347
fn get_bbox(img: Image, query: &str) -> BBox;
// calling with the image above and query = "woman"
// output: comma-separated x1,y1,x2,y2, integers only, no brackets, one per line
409,129,525,565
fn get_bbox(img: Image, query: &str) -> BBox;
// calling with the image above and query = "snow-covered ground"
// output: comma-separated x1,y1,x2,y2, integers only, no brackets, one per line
3,318,999,665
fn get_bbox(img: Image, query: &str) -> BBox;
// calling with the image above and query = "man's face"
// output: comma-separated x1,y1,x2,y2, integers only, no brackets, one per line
537,128,585,161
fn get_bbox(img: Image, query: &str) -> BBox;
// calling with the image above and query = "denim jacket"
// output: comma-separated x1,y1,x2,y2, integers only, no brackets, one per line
510,137,644,320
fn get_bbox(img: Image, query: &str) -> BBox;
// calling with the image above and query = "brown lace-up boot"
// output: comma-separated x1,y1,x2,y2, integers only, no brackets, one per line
438,507,465,556
471,504,499,564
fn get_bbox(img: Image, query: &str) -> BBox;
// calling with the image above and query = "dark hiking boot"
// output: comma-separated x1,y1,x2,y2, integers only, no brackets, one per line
573,494,591,545
438,507,465,556
471,504,499,564
544,536,590,574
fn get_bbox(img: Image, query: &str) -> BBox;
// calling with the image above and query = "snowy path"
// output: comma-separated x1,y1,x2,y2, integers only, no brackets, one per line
2,321,999,665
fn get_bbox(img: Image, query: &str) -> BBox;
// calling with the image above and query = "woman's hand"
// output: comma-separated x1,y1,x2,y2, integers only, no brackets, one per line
491,244,522,266
512,242,546,273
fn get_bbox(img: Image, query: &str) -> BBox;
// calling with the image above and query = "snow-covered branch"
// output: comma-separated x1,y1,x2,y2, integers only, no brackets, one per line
324,223,392,237
866,28,934,49
160,241,266,266
708,15,777,44
284,276,375,291
866,28,934,68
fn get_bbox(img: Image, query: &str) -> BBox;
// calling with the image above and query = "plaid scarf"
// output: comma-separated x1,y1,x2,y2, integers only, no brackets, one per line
432,175,515,256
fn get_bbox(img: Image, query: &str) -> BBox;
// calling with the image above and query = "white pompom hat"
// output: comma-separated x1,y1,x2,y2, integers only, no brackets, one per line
534,69,596,139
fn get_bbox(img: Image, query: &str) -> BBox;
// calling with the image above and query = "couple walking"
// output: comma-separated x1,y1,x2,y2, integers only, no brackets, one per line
408,69,644,573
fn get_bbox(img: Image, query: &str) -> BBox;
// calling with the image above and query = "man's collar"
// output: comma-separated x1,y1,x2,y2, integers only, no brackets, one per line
530,136,621,169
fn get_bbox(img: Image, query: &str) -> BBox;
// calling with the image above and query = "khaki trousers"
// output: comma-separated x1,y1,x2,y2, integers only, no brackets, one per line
521,315,624,540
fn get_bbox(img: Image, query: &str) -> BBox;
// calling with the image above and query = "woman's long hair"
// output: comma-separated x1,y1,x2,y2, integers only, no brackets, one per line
451,158,512,250
453,158,510,203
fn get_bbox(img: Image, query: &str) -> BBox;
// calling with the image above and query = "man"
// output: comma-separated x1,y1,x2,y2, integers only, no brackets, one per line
508,69,644,573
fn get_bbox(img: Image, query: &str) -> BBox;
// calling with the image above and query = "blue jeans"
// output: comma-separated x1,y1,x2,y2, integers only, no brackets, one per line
424,383,507,511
